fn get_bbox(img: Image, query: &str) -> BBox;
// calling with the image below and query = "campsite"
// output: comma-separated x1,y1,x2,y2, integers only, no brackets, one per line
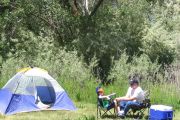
0,0,180,120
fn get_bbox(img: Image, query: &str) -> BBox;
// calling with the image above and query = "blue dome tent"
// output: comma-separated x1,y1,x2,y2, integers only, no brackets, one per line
0,67,76,115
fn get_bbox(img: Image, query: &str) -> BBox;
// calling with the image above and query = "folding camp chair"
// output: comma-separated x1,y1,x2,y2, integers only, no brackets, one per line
96,87,116,118
97,96,117,118
126,90,151,119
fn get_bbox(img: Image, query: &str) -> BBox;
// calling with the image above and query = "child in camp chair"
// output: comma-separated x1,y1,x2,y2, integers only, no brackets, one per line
97,88,116,111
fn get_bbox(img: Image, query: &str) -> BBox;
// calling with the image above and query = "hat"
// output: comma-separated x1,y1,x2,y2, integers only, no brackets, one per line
129,79,139,85
97,88,104,93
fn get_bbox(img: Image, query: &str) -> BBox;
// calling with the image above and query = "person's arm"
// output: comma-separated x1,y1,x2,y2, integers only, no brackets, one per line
117,96,136,101
107,93,116,98
99,95,110,100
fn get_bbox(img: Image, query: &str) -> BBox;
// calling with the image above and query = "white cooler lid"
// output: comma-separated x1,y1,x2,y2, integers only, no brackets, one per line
150,105,173,111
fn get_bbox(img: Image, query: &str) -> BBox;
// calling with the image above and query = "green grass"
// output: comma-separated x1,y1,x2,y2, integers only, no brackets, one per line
60,79,134,104
0,102,179,120
61,80,180,109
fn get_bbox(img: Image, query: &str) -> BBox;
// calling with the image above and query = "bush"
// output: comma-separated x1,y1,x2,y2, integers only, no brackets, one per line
142,1,178,66
0,31,95,88
108,52,161,86
143,40,175,66
0,58,28,88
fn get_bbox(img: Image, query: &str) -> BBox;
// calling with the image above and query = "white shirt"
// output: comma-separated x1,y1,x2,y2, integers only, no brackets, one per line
126,86,144,102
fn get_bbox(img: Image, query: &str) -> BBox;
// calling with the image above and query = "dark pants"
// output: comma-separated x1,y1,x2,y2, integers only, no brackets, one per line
107,102,115,110
120,101,141,115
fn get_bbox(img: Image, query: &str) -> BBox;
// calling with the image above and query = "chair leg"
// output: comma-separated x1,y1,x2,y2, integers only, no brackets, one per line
147,108,150,119
97,105,99,119
101,109,116,118
148,108,150,115
99,108,102,118
108,110,113,115
101,109,108,117
97,106,102,119
97,107,117,118
114,108,117,117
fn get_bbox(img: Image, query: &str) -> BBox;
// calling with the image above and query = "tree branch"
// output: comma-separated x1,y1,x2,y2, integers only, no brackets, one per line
89,0,104,17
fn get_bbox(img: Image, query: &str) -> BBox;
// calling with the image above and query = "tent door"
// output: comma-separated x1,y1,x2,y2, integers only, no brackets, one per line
36,86,55,104
35,79,56,104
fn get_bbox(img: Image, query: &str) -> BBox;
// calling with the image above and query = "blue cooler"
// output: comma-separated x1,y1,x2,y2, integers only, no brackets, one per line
149,105,173,120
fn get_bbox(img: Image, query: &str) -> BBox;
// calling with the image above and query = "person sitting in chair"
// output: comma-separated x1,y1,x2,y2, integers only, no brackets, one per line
115,79,144,117
97,88,116,111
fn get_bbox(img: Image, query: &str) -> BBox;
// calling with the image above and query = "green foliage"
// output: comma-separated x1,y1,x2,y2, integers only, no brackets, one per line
0,0,178,80
0,0,180,111
150,83,180,109
0,31,95,88
108,52,161,85
62,78,180,109
143,40,175,65
0,57,28,87
142,0,179,65
75,0,149,79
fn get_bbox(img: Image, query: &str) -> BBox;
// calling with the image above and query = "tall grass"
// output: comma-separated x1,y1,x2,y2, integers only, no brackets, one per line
150,83,180,109
60,79,128,104
61,79,180,110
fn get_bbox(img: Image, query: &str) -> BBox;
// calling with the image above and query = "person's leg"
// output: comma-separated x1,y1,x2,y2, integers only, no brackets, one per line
123,101,141,115
115,97,122,111
114,100,125,114
107,101,115,110
115,98,127,114
117,101,127,116
120,101,127,110
113,100,119,114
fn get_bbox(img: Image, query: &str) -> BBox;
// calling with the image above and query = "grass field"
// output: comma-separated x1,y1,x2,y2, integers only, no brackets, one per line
0,102,179,120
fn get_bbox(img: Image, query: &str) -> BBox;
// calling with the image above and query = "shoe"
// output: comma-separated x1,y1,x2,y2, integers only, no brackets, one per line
118,110,124,117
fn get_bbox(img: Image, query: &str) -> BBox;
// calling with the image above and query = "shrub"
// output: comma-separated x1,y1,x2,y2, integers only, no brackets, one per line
0,31,95,88
108,52,161,86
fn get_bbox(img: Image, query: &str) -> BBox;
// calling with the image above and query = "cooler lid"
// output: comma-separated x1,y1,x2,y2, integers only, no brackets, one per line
150,105,173,111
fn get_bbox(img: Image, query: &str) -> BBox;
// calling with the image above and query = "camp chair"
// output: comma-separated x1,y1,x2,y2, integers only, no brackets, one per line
126,90,151,119
96,87,116,119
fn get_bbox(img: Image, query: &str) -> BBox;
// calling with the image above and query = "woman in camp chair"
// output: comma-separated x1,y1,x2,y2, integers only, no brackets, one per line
97,88,117,117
